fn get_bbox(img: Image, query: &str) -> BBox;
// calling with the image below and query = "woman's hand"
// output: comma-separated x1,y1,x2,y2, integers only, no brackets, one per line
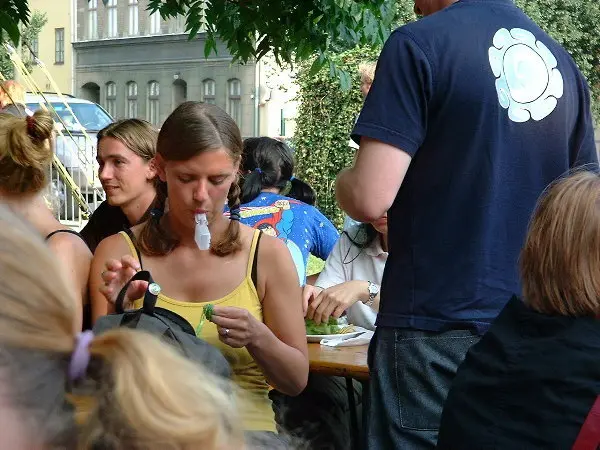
302,285,323,316
210,306,268,349
306,280,369,324
98,255,146,310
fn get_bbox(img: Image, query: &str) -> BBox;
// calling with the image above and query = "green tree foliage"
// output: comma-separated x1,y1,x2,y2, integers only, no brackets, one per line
146,0,397,89
0,0,399,85
0,0,30,45
516,0,600,121
293,46,383,229
0,11,47,79
0,1,593,100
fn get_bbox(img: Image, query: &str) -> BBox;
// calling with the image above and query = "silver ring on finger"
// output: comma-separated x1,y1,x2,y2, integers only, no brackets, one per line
224,328,230,337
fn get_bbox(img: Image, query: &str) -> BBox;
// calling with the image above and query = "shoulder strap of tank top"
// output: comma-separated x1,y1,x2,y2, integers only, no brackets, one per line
45,229,85,243
119,229,143,268
247,229,262,288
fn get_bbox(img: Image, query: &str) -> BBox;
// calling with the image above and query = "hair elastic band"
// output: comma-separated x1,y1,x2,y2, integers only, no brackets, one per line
229,207,241,221
68,330,94,381
25,115,36,135
254,168,262,174
150,208,164,219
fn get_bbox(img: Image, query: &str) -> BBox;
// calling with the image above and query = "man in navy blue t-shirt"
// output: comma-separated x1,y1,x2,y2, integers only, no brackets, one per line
336,0,598,448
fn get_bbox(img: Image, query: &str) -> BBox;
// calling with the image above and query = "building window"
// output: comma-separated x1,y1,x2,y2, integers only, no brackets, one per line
128,0,139,36
105,82,116,117
107,0,118,38
149,11,161,34
88,0,98,39
127,81,138,118
202,79,215,104
147,81,160,125
172,12,186,33
55,28,64,64
227,79,241,125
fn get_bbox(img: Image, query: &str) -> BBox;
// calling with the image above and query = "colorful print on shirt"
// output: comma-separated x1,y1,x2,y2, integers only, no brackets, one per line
229,193,339,285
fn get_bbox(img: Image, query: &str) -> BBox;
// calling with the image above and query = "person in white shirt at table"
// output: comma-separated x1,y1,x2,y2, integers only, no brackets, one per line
303,213,388,331
269,213,387,449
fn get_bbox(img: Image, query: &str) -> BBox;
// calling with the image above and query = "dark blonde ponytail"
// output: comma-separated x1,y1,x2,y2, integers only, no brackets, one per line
0,109,54,194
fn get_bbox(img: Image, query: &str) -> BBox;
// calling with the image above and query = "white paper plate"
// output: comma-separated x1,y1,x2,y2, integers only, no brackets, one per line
306,325,366,343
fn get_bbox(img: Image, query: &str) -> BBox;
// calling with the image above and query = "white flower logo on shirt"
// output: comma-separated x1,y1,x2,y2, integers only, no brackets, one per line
489,27,563,123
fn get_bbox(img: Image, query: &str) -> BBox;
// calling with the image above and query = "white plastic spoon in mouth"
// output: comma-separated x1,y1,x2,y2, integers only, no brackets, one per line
194,213,211,251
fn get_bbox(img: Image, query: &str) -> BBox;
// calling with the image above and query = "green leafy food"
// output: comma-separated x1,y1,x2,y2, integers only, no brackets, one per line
305,318,345,335
204,303,214,322
195,303,214,336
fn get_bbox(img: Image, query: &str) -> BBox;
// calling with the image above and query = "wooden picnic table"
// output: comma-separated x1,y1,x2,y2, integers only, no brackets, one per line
308,343,370,450
308,342,369,381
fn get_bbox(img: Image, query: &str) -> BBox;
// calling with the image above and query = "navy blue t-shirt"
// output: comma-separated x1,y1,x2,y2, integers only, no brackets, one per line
353,0,598,333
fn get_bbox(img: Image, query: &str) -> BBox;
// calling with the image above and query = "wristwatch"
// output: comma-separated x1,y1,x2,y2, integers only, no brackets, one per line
365,281,379,307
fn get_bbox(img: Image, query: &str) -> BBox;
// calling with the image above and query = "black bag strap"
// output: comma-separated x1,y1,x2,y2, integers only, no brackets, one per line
45,229,85,243
115,270,159,315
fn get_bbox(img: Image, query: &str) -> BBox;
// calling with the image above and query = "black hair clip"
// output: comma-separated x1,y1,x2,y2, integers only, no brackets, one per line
229,208,241,221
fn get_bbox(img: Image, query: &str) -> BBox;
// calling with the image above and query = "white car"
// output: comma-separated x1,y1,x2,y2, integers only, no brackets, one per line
26,93,113,220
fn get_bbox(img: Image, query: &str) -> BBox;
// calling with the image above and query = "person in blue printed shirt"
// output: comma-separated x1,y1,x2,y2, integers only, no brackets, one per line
336,0,598,448
236,137,339,285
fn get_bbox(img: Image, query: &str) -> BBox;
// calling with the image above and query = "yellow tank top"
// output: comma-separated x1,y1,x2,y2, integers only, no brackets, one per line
120,229,276,432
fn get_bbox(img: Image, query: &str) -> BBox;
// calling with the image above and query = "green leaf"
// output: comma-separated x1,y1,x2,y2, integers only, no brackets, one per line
0,10,22,45
204,35,217,59
308,54,326,77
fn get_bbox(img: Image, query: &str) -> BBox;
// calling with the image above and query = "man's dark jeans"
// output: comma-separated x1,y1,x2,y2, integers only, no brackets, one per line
365,327,479,449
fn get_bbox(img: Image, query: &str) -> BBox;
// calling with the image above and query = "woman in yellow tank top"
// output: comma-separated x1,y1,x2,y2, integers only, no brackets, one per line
89,102,308,434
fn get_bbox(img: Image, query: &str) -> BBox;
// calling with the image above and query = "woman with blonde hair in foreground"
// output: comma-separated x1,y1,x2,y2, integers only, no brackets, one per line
0,204,243,449
437,170,600,450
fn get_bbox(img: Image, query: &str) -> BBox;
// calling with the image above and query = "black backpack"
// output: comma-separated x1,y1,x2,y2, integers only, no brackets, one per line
93,270,231,379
